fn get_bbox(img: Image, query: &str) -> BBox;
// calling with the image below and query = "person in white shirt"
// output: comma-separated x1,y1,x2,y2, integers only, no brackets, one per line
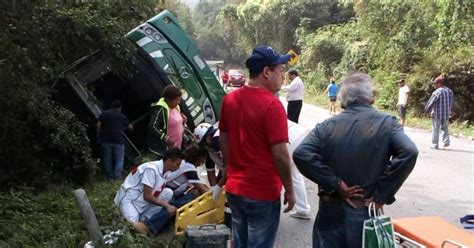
287,120,312,220
113,148,184,235
166,145,210,197
283,69,304,123
396,79,410,127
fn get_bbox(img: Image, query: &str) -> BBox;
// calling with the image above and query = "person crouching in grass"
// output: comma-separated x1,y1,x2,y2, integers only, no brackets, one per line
114,148,183,235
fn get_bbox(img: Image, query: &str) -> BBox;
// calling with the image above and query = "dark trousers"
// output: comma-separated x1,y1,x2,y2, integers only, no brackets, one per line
144,193,196,235
101,143,125,180
287,100,303,123
313,202,369,248
227,193,281,248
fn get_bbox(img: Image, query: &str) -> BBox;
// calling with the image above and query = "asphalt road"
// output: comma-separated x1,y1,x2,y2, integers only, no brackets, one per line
274,99,474,248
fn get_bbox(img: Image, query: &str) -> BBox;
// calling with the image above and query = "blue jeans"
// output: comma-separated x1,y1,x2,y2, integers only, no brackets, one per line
432,118,450,147
144,193,196,235
144,208,171,235
101,143,125,179
226,193,281,248
313,202,369,248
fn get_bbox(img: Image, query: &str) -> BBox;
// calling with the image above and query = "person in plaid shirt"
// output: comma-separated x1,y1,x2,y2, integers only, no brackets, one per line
424,75,454,149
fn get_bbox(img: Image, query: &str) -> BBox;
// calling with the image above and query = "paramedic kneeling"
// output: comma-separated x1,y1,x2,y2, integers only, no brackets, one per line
114,148,184,234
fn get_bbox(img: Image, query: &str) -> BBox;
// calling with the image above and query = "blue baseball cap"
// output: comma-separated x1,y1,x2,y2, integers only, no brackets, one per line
245,45,292,74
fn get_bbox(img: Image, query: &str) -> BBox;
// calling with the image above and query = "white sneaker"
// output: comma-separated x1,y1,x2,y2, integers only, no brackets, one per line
290,211,311,220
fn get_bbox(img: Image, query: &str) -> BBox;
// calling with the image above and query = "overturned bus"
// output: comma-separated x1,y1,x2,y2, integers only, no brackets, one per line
55,10,225,163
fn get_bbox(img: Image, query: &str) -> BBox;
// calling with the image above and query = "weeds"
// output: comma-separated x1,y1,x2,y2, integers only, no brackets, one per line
0,179,154,247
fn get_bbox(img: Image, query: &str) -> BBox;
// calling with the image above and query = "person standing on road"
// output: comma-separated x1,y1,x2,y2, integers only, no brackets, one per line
287,121,311,220
396,79,410,127
97,100,133,180
322,78,338,115
221,70,229,91
218,45,295,248
147,85,185,159
293,72,418,248
283,68,304,123
424,75,454,149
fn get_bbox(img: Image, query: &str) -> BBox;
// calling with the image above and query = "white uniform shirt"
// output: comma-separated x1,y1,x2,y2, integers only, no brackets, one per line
397,85,410,105
114,161,167,217
166,161,203,188
284,76,304,101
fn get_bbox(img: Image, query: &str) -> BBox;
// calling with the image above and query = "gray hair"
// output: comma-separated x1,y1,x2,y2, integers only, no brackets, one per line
338,72,374,108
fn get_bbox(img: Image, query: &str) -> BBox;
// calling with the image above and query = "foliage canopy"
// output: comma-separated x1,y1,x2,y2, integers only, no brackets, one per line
0,1,162,188
188,0,472,122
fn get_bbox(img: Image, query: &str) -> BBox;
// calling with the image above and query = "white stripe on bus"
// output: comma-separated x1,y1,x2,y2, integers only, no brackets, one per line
136,37,153,47
194,114,204,125
149,50,163,58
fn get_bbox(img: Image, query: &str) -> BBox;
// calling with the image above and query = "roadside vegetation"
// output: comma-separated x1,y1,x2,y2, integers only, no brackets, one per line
0,178,188,247
188,0,473,134
304,85,474,139
0,180,150,247
0,1,184,246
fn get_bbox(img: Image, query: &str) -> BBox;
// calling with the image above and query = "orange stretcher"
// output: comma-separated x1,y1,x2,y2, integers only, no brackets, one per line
394,216,474,247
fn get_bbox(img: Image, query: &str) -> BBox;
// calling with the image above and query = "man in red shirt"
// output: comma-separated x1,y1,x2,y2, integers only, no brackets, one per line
218,45,295,247
221,70,229,90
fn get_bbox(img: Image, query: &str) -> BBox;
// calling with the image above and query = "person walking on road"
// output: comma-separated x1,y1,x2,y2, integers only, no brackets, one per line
283,68,304,123
396,79,410,127
322,77,338,115
293,72,418,248
218,45,295,248
97,100,133,180
424,75,454,149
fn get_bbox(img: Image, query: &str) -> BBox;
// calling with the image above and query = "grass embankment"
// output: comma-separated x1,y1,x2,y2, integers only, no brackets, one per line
303,86,474,139
0,178,184,247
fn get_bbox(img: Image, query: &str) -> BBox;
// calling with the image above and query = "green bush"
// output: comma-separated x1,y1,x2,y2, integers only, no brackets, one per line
0,1,160,188
297,0,473,124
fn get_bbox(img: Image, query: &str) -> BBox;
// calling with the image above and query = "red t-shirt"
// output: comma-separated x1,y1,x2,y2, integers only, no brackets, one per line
221,71,229,83
219,86,289,201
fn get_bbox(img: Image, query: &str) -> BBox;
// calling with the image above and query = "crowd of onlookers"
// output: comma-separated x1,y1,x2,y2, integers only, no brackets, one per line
96,43,456,247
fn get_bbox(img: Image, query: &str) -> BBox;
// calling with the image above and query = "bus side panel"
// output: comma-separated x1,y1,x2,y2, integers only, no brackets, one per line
147,10,225,120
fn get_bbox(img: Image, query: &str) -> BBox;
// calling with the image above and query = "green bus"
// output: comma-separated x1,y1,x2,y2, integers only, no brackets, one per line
58,10,225,162
127,10,225,126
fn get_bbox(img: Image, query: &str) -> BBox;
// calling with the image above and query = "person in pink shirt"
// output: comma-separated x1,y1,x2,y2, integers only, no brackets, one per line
147,85,186,159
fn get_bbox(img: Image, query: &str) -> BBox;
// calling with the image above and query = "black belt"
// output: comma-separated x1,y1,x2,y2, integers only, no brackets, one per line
320,195,368,208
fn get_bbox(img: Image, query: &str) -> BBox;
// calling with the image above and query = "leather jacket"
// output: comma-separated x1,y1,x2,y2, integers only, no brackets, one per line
293,103,418,204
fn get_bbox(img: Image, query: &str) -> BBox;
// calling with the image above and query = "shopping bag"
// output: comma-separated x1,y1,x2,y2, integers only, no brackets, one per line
362,202,396,248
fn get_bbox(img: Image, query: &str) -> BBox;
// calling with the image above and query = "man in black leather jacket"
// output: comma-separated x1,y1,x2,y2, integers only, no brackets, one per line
293,72,418,248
